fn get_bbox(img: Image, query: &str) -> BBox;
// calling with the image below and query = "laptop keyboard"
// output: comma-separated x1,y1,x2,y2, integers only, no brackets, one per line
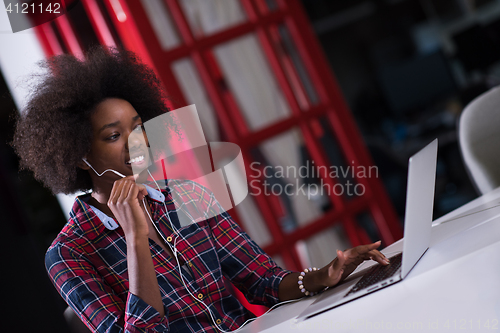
344,252,403,297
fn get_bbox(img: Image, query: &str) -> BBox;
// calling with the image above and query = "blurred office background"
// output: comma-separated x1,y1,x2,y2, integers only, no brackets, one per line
1,0,499,331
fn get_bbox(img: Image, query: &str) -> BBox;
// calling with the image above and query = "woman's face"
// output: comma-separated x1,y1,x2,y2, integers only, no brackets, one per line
84,98,149,189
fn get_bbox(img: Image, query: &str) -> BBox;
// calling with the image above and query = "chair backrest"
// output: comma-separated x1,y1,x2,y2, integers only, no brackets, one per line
64,307,91,333
459,85,500,194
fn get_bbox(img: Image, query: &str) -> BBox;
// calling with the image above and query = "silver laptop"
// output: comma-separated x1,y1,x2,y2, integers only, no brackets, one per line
296,138,438,321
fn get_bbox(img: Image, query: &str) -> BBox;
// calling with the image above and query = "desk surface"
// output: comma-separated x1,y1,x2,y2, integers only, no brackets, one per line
239,187,500,332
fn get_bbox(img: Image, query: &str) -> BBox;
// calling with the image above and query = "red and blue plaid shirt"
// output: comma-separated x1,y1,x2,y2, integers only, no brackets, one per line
45,180,289,332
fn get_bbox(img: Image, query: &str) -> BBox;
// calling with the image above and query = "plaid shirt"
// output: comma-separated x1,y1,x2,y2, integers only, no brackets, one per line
46,180,289,332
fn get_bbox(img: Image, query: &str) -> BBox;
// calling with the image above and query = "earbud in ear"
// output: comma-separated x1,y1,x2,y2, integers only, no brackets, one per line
82,158,91,168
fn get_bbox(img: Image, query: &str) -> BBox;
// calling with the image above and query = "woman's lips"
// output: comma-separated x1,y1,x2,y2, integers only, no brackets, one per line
127,155,145,164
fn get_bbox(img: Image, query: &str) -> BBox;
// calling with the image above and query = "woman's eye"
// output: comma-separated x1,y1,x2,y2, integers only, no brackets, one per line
107,133,119,140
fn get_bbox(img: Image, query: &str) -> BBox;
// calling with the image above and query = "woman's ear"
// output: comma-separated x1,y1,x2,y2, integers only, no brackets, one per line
78,157,91,170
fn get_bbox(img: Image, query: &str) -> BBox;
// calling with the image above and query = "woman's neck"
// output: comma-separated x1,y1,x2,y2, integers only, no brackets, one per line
91,185,113,206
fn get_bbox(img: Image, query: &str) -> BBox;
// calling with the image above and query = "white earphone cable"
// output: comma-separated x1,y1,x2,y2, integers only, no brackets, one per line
84,160,304,332
143,170,304,332
82,158,126,178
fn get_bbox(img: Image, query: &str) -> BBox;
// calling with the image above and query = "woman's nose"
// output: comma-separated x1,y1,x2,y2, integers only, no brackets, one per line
127,130,145,150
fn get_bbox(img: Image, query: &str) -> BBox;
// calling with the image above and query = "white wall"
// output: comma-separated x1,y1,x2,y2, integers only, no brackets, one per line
0,8,75,219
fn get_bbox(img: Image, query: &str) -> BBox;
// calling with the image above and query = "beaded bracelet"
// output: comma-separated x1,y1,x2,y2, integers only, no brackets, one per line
298,267,318,296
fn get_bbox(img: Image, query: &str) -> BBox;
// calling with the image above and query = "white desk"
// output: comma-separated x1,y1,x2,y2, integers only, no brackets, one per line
240,187,500,332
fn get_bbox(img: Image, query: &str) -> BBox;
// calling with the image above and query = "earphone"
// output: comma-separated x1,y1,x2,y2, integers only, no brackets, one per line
82,158,126,178
143,169,302,332
84,158,300,331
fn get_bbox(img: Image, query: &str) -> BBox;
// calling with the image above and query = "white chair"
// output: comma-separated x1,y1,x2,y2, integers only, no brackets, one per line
64,307,91,333
459,85,500,194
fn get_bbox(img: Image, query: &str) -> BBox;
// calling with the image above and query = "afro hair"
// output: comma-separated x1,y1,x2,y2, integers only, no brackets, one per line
11,46,170,194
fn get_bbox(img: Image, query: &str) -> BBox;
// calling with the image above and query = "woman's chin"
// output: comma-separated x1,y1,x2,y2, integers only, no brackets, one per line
133,166,151,182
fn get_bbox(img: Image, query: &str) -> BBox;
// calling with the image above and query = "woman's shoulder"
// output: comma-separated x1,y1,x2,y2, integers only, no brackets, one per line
46,194,108,256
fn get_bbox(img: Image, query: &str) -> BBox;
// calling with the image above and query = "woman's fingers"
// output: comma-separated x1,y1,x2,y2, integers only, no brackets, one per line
364,240,382,252
342,241,389,266
362,242,389,265
110,176,147,204
136,184,148,200
107,177,150,238
327,243,388,287
334,250,345,270
353,241,381,255
120,180,134,203
123,177,148,201
109,177,126,205
367,249,390,265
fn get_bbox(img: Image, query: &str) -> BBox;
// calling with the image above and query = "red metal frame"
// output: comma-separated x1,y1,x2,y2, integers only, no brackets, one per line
53,12,82,56
33,0,403,282
34,23,63,56
81,0,117,47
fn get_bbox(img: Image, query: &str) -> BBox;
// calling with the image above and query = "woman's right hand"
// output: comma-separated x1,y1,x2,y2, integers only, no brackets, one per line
108,176,165,318
107,176,149,239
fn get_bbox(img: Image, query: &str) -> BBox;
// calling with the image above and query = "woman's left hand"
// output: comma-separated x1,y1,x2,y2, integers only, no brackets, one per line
321,241,389,288
279,241,390,301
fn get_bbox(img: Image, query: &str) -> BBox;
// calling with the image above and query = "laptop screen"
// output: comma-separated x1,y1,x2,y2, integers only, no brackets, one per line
401,139,437,278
